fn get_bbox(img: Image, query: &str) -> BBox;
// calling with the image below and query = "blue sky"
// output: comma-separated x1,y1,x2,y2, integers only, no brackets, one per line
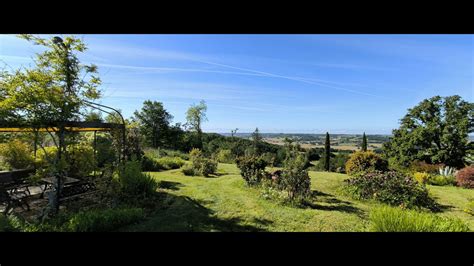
1,34,472,134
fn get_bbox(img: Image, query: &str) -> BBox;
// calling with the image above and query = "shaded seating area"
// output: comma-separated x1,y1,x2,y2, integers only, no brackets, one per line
0,118,126,215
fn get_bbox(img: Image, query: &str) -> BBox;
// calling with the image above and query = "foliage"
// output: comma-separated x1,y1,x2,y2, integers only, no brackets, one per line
181,163,199,176
370,206,469,232
216,149,234,163
413,172,430,184
117,159,158,201
456,166,474,189
464,200,474,216
409,161,444,174
134,100,174,148
0,208,145,232
144,148,189,161
361,132,368,152
185,100,208,149
0,35,101,126
0,139,34,170
65,207,145,232
236,155,267,186
156,157,185,170
182,148,217,177
142,155,185,172
427,175,456,186
345,151,388,176
383,95,473,168
66,142,96,178
345,171,437,210
324,132,330,171
438,165,457,177
85,132,116,168
306,147,321,161
280,153,311,203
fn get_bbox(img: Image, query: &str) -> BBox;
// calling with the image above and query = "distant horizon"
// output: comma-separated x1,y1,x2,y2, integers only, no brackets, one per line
1,34,472,133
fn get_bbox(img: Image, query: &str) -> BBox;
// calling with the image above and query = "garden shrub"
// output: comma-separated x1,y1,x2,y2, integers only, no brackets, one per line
155,156,185,170
65,207,145,232
370,206,469,232
1,208,145,232
92,134,117,167
409,160,444,174
142,155,185,171
181,162,198,176
345,151,388,176
181,148,217,177
216,149,234,163
0,139,34,170
144,148,189,161
427,174,456,186
236,155,267,186
117,159,158,201
280,154,311,203
455,166,474,188
344,171,437,210
66,143,97,178
413,172,430,184
141,155,160,171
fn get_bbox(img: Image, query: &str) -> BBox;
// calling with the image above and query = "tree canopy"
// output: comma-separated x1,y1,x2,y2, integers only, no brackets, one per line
383,95,473,168
0,35,101,127
134,100,173,148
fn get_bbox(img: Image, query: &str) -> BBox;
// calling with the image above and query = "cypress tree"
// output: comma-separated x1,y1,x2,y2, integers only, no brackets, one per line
324,132,330,171
361,132,368,152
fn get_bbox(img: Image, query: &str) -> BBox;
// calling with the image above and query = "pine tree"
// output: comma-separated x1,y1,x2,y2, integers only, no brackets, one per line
361,132,368,152
324,132,330,171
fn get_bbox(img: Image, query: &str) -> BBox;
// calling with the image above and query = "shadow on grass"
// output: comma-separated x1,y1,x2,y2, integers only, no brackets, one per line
157,181,184,191
124,192,267,232
304,190,365,217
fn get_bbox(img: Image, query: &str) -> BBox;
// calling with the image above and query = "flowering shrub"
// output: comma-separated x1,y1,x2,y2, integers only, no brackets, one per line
345,171,437,210
456,166,474,189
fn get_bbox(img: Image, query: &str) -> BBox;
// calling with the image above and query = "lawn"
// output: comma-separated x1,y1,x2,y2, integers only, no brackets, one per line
123,163,474,232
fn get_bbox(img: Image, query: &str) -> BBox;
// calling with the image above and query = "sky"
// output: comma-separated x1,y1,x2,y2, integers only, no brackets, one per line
0,34,472,134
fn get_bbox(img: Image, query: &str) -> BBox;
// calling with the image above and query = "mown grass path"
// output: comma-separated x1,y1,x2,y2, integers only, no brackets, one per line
123,163,474,232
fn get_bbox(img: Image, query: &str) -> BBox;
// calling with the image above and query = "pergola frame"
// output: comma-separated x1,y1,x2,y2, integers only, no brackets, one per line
0,101,127,213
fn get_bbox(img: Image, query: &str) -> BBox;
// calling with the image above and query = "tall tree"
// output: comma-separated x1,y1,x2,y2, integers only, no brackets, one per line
361,132,368,152
0,35,101,214
251,127,263,155
383,95,473,168
134,100,173,148
185,100,208,149
324,132,331,171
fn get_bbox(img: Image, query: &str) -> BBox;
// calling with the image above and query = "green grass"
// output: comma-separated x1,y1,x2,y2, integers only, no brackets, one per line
369,206,469,232
122,163,474,232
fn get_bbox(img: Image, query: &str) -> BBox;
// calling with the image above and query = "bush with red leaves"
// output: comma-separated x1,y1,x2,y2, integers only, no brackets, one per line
456,166,474,189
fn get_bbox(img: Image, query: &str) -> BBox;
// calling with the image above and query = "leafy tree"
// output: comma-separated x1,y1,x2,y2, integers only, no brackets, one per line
0,35,101,214
133,100,173,148
324,132,330,171
383,95,473,168
361,132,368,152
185,100,208,149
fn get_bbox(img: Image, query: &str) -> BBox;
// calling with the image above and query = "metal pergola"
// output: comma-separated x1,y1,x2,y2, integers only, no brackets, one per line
0,101,127,213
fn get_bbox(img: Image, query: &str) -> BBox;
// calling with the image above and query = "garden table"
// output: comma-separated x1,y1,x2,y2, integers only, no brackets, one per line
39,176,81,199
